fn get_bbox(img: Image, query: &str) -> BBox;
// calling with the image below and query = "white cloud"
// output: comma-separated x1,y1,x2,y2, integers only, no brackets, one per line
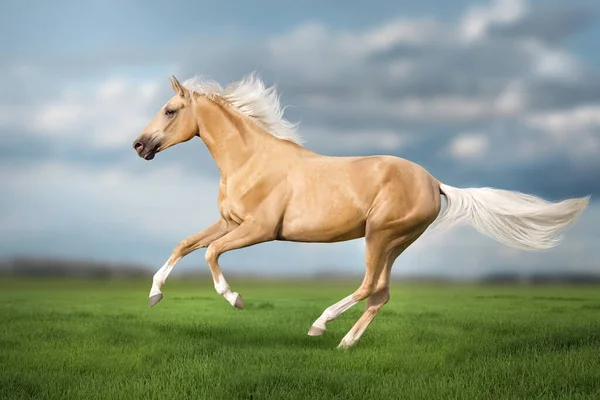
447,132,489,159
525,104,600,156
303,127,406,152
266,17,446,83
527,104,600,135
267,23,362,81
360,18,443,50
30,77,161,149
396,97,491,122
268,17,442,66
460,0,527,41
521,39,582,81
1,162,220,240
494,80,528,115
263,0,586,131
299,94,519,125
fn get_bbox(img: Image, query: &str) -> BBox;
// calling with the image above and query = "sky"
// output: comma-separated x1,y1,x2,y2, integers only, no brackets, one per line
1,0,599,279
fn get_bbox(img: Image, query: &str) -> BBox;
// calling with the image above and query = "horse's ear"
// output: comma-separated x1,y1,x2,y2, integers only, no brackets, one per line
170,75,189,99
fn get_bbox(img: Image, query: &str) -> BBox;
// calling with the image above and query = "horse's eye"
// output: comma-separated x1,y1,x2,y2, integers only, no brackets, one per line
165,109,176,116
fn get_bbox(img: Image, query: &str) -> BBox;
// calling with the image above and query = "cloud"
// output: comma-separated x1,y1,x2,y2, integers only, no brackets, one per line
29,78,161,149
0,162,220,240
527,104,600,135
447,132,489,159
264,0,598,153
302,127,407,154
460,0,527,42
487,1,599,44
524,104,600,156
267,18,443,81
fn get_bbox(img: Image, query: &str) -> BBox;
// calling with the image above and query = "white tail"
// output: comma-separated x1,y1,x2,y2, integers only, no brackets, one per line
432,183,590,250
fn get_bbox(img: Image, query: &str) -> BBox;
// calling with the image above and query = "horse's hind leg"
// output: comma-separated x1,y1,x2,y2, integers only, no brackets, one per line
337,247,400,349
337,232,424,349
307,232,392,336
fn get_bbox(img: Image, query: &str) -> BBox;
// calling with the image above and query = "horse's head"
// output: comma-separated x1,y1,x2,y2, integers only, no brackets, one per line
133,76,198,160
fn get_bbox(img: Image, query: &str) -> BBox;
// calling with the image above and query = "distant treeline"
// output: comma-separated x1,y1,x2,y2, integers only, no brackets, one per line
477,271,600,285
0,257,150,279
1,257,599,284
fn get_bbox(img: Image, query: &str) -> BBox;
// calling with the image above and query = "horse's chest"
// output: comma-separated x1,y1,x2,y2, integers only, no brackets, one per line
218,187,263,225
218,196,245,225
218,175,285,225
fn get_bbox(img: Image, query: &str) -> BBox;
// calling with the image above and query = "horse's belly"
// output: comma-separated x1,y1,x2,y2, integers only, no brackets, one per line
278,204,367,242
277,157,384,242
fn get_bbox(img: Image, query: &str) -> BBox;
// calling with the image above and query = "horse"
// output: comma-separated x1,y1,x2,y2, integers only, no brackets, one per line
132,73,589,349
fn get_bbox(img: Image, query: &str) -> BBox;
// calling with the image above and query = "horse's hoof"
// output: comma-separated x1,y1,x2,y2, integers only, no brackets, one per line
307,325,326,336
233,293,244,309
149,293,163,307
337,341,355,350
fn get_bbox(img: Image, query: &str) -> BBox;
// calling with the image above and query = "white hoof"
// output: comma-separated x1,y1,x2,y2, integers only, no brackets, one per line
223,291,243,309
337,339,356,350
232,292,244,309
308,325,326,336
149,293,163,307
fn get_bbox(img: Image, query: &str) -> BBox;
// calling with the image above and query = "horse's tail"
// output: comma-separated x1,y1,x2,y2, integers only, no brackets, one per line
431,182,590,250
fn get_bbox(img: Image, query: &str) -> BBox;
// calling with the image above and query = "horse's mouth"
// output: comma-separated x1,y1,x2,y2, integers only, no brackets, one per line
139,146,159,160
133,139,160,161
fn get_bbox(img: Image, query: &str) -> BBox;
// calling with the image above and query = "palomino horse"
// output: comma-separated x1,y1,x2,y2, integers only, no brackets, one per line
133,73,589,349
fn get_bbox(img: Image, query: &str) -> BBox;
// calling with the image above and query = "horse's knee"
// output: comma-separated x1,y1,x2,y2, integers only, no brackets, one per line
204,245,218,265
174,233,206,260
172,242,187,259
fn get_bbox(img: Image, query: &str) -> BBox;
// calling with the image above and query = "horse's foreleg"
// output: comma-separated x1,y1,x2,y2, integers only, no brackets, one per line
204,222,273,309
149,219,229,307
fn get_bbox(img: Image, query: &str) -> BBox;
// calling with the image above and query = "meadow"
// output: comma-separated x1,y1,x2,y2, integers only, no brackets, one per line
1,277,599,399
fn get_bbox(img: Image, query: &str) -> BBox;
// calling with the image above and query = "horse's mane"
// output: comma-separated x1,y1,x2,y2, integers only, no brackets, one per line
182,73,302,145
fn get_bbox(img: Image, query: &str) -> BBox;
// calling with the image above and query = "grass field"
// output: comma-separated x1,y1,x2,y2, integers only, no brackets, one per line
1,277,600,399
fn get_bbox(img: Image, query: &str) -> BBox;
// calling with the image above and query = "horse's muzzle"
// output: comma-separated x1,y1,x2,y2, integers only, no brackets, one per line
133,137,159,160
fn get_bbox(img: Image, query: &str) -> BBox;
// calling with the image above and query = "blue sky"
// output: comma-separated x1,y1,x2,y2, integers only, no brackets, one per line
1,0,599,278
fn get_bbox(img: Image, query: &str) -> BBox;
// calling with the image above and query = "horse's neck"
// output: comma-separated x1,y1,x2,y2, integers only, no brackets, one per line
194,97,282,178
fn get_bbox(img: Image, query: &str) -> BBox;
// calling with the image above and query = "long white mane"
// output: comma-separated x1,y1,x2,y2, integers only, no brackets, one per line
182,73,302,145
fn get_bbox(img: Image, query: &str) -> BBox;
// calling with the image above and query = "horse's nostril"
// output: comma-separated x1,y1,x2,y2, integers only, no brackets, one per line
134,142,144,152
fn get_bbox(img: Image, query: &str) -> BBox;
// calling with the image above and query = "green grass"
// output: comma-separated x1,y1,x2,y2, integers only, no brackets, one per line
1,277,599,399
